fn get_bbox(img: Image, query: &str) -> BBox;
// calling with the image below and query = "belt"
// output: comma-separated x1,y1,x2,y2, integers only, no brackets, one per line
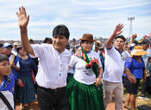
38,85,66,92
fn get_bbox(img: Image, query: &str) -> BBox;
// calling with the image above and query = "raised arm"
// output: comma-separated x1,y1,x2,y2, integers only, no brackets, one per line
105,24,123,48
16,6,34,56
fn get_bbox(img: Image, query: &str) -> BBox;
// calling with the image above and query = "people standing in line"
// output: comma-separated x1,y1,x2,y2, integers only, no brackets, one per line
124,46,147,110
17,6,71,110
67,34,105,110
103,24,136,110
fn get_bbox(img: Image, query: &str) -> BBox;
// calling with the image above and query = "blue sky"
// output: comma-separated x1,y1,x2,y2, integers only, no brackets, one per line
0,0,151,40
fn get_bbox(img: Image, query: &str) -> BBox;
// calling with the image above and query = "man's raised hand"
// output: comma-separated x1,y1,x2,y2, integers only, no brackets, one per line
16,6,29,29
113,24,123,37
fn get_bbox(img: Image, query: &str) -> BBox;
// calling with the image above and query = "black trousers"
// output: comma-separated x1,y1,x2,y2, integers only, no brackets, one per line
37,85,69,110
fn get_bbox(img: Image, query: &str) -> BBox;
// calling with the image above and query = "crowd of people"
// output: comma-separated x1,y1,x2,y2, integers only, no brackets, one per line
0,6,151,110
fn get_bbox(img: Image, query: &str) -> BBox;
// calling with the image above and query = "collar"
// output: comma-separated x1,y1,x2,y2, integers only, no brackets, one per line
115,48,123,55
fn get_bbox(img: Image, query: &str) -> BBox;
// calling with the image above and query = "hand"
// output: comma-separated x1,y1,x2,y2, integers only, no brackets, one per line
113,24,123,37
127,75,136,84
95,77,102,87
18,79,24,87
16,6,29,29
89,59,99,66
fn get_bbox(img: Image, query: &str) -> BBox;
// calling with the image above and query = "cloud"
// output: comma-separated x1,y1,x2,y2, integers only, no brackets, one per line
0,0,151,40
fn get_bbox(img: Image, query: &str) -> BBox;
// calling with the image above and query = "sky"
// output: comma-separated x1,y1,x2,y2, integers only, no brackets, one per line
0,0,151,40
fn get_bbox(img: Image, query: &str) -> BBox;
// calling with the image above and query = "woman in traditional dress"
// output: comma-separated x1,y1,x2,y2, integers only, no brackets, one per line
67,34,105,110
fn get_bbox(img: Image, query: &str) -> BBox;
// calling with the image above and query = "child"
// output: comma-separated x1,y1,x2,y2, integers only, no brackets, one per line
0,54,14,110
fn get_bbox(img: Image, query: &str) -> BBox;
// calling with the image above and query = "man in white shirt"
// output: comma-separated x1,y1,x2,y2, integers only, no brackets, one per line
17,6,71,110
103,24,136,110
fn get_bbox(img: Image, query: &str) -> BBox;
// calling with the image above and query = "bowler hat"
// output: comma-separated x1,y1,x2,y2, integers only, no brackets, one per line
80,34,95,42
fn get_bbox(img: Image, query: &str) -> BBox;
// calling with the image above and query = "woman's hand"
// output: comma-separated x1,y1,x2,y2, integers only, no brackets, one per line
18,79,24,87
95,77,102,87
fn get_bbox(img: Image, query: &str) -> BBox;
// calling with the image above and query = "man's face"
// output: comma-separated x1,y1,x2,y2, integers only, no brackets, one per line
114,38,125,50
52,35,68,53
0,60,11,76
3,47,12,56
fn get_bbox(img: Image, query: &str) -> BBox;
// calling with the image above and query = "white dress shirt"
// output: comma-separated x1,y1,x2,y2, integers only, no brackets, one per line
32,44,71,89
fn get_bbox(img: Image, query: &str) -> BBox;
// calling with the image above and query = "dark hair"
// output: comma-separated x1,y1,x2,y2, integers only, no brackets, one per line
0,54,9,62
52,24,70,40
29,39,34,44
43,37,52,44
16,47,22,53
0,43,3,47
114,35,126,42
66,43,70,50
80,40,86,44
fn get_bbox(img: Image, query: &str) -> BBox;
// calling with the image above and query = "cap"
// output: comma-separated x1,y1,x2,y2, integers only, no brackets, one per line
2,42,13,48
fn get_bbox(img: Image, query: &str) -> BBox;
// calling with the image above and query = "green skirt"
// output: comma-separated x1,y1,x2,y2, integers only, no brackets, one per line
67,77,105,110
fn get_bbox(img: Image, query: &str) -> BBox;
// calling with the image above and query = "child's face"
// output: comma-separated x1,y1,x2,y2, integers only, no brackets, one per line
0,60,11,76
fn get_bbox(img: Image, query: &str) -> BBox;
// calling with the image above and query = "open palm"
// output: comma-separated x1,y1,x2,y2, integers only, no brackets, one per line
16,6,29,28
113,24,123,36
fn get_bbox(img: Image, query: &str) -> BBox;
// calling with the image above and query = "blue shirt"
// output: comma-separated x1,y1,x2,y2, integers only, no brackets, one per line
18,55,37,77
0,72,15,94
125,57,145,79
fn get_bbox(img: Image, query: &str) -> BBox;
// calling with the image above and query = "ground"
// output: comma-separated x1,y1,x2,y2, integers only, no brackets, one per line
15,94,151,110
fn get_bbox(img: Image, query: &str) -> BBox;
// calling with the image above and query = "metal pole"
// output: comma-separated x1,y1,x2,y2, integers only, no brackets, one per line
128,17,135,36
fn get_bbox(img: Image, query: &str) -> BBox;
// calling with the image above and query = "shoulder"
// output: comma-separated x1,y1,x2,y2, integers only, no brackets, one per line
63,49,72,57
32,44,52,49
126,57,133,63
1,91,14,107
123,51,131,57
105,47,116,53
88,51,99,58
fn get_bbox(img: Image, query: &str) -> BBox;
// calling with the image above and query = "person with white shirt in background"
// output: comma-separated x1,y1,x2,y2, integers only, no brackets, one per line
103,24,136,110
17,6,71,110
